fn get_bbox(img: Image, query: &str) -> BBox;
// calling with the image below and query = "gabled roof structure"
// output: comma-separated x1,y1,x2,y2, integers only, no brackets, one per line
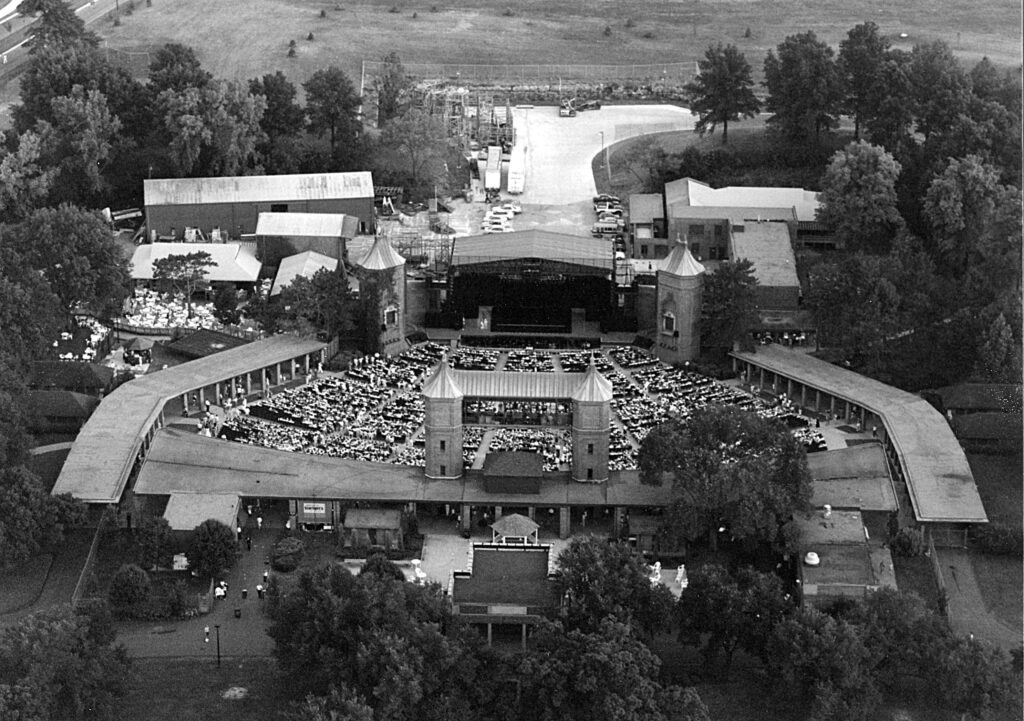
660,238,705,278
130,243,261,283
422,357,464,400
571,358,613,402
271,251,339,296
144,172,374,206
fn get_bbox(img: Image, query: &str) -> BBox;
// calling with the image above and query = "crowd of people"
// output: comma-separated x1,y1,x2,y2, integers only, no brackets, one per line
52,316,110,362
216,341,826,472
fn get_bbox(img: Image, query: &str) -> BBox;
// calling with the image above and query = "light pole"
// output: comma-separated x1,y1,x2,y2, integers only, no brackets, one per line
214,624,221,668
598,131,611,186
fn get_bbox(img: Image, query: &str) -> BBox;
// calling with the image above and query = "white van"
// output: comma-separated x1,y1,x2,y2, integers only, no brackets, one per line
592,220,622,236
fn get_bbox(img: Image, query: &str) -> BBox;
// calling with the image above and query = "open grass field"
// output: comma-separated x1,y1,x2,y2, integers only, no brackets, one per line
94,0,1021,95
968,452,1023,529
123,657,292,721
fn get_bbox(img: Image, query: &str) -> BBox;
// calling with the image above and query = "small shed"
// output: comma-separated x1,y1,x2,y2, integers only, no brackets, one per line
490,513,539,545
343,508,403,550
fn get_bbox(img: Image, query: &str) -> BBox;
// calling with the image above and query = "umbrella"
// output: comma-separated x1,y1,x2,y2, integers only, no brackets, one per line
126,337,155,351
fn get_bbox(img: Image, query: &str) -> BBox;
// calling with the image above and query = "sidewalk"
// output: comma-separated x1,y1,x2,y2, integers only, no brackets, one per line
937,547,1021,651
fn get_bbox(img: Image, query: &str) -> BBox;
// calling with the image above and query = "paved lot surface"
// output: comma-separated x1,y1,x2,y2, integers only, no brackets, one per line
512,104,695,206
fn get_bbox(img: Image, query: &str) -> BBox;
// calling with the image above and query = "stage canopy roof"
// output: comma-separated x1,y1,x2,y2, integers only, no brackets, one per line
451,230,613,272
453,370,586,400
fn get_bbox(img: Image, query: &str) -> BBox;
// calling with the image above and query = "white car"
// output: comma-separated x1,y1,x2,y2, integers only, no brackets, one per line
481,218,511,229
499,201,522,214
487,207,515,220
483,226,514,234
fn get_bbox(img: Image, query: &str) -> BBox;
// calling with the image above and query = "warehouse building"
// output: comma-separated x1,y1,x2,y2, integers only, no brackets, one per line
143,172,375,240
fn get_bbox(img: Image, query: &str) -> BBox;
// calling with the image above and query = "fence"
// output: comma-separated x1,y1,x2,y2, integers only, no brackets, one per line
363,60,697,86
71,514,109,609
926,530,949,615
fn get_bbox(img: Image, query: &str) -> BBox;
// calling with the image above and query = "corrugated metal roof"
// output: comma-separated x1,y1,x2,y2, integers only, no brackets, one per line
452,230,613,269
661,239,706,278
255,212,351,238
52,335,326,503
144,172,374,206
358,234,405,270
571,361,613,402
665,177,819,222
628,194,663,225
453,370,586,400
271,251,338,296
728,222,798,288
732,345,987,524
422,358,464,400
130,242,262,283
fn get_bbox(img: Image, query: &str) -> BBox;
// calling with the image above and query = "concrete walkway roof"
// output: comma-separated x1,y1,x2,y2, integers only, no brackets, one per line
52,335,325,504
732,345,986,524
133,428,674,508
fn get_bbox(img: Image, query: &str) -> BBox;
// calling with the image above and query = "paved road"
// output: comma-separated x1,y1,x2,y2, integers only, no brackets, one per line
512,104,695,206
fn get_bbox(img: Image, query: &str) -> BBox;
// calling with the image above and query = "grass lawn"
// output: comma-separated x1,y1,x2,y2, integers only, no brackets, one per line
122,657,293,721
26,448,71,491
0,553,54,615
967,452,1023,529
971,553,1023,635
94,0,1021,93
892,554,942,613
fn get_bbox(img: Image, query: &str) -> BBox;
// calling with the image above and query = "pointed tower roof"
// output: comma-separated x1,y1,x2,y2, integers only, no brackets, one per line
358,234,405,271
422,356,464,400
571,355,613,403
661,235,705,278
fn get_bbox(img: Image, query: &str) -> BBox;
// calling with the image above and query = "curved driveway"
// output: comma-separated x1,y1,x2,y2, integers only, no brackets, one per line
511,104,695,206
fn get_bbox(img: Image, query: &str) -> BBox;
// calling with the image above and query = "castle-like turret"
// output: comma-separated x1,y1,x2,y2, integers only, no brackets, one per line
655,236,705,364
356,234,406,356
422,356,464,480
570,356,613,482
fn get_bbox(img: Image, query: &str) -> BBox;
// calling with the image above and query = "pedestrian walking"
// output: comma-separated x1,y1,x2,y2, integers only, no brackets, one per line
257,516,263,530
204,626,210,643
263,570,269,584
246,535,252,551
236,526,243,541
256,584,264,600
205,399,211,413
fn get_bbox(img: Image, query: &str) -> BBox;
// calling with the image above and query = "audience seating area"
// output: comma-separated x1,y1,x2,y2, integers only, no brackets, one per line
216,342,824,471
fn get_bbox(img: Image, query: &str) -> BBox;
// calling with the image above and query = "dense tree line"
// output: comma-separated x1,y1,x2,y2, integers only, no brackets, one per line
682,24,1021,390
269,542,710,721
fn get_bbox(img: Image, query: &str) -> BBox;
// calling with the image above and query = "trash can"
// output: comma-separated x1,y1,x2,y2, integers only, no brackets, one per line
234,608,241,619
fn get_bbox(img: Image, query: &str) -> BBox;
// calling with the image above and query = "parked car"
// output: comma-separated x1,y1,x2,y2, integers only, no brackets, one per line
578,100,602,111
595,205,623,218
487,207,515,219
483,226,515,234
499,200,522,214
593,193,621,205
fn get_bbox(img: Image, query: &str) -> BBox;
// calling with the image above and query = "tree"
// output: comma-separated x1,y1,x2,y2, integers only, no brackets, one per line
138,514,173,570
15,41,113,132
374,51,410,126
0,605,131,720
159,80,267,176
657,405,812,552
18,0,98,51
684,43,760,144
378,107,450,197
0,131,54,223
0,247,65,367
554,536,675,637
519,619,705,721
303,66,362,155
212,283,240,325
838,22,890,140
768,607,881,721
11,204,130,320
908,41,970,140
148,43,211,94
249,71,305,172
975,313,1017,382
39,85,124,202
0,357,32,468
862,50,916,150
152,250,216,318
923,155,1018,277
0,466,85,568
816,140,903,252
764,32,845,140
108,563,152,607
619,137,673,193
700,259,759,350
676,564,791,676
278,267,357,338
188,519,236,580
638,420,689,486
360,551,406,581
936,636,1019,720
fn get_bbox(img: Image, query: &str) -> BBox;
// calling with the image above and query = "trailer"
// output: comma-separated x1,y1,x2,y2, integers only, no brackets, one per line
506,143,526,194
484,146,502,192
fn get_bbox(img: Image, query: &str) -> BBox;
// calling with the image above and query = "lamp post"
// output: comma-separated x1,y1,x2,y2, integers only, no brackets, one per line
598,131,611,186
214,624,221,668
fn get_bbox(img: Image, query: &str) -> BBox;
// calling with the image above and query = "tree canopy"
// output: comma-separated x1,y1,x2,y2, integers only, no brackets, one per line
303,67,362,158
816,140,904,252
554,536,675,637
378,107,450,197
838,22,890,140
764,32,845,139
152,250,216,317
0,465,85,568
700,259,759,350
684,43,760,144
188,519,236,580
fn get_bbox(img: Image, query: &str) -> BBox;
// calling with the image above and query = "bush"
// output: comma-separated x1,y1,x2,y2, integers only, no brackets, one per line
189,519,237,580
109,564,151,607
502,7,513,16
890,527,924,557
430,4,438,11
642,31,654,39
166,579,191,618
970,523,1023,556
744,27,752,38
319,8,326,16
360,551,405,581
603,25,612,36
388,5,399,12
307,32,314,40
289,39,297,47
411,11,417,18
271,536,305,572
625,17,634,28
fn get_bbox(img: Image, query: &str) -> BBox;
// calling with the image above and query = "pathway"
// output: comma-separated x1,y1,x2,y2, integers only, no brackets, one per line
0,529,96,626
936,547,1021,651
